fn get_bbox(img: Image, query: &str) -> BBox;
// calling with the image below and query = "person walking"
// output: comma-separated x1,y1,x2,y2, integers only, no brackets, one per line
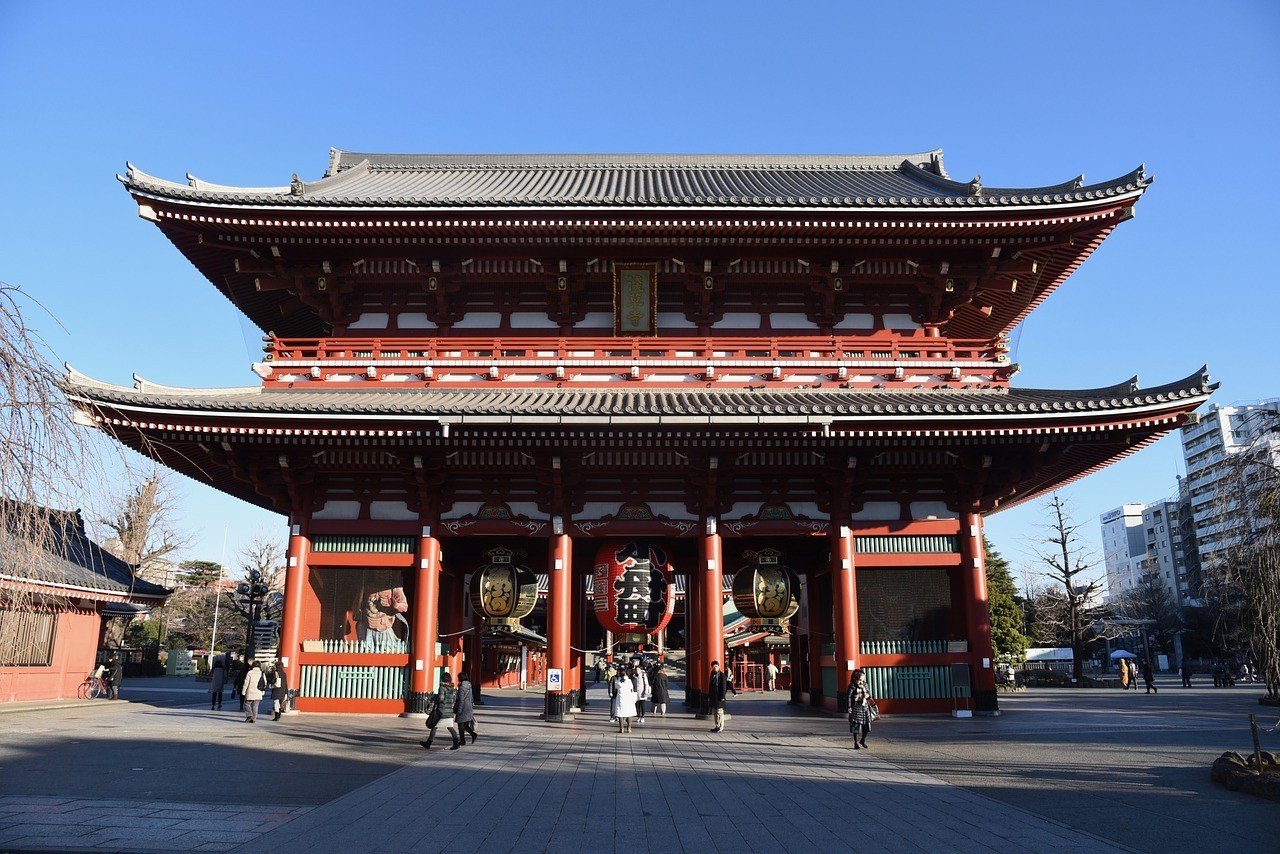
105,655,123,701
847,668,876,750
229,655,244,703
269,665,289,720
420,672,459,750
707,660,733,733
209,656,227,710
454,674,477,747
650,665,670,717
1141,659,1158,694
593,660,603,685
632,661,651,725
765,661,779,692
1118,658,1130,691
1180,657,1193,688
612,667,638,733
240,659,265,723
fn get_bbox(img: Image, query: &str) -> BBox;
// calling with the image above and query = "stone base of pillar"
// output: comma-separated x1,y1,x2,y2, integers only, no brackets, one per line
973,689,1001,715
543,691,574,722
402,690,432,718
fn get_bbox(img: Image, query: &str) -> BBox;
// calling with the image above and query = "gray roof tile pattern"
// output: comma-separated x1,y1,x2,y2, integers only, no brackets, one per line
120,149,1151,210
1,508,169,600
65,368,1213,420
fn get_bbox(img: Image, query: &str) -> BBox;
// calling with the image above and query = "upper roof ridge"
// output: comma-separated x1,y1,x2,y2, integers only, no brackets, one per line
327,149,948,173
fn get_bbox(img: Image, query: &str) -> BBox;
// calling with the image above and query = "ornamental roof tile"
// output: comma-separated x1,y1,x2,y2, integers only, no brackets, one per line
1,507,169,600
64,367,1213,421
120,149,1151,210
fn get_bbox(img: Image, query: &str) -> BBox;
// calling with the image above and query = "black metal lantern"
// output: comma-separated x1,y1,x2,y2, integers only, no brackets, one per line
731,548,801,633
468,547,538,630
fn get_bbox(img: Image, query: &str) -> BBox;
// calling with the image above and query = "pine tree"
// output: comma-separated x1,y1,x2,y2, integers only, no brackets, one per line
985,538,1030,667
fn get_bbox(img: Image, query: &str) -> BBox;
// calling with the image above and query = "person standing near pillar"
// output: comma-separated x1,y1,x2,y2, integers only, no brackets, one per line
707,660,733,732
847,668,876,750
650,663,670,717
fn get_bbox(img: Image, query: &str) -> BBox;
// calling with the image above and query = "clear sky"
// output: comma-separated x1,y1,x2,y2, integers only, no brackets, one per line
1,2,1276,583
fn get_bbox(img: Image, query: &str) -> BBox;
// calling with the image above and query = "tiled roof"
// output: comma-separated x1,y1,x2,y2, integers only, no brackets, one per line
0,508,169,600
65,367,1213,422
119,149,1151,210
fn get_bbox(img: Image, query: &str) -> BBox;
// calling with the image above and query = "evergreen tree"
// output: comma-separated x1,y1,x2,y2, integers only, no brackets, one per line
985,538,1030,666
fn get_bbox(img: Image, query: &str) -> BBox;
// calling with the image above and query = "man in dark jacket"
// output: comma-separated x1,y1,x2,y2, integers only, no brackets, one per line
707,661,734,733
1141,659,1158,694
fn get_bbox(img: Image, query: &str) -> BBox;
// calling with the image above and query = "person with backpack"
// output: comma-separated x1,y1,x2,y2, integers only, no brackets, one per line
240,659,265,723
420,672,459,750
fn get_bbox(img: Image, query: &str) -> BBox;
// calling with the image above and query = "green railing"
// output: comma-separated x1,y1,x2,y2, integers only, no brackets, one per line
855,535,959,554
864,665,969,699
310,534,415,554
300,665,408,700
860,639,949,655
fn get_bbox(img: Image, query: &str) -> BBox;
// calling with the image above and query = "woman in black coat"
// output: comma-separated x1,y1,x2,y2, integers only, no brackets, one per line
649,666,670,717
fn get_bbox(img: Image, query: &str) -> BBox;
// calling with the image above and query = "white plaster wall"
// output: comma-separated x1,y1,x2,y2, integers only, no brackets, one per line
312,500,360,520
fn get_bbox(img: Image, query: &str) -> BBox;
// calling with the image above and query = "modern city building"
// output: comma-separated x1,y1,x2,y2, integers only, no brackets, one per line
64,149,1213,717
1181,400,1280,566
1100,503,1146,601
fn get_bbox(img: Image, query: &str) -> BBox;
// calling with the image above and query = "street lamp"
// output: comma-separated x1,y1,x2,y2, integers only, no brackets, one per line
236,570,271,660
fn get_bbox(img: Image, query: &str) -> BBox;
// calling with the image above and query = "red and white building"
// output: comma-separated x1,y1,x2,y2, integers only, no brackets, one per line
65,150,1211,716
0,509,169,703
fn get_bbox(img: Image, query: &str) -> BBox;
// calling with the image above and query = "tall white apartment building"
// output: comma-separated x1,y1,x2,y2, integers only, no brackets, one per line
1101,498,1198,607
1100,504,1146,602
1181,400,1280,566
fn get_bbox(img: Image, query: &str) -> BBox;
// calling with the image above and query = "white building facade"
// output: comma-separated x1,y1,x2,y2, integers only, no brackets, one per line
1181,400,1280,567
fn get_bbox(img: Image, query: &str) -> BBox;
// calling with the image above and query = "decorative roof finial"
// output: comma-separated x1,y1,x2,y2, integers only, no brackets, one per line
290,173,304,196
968,175,983,197
1073,174,1084,189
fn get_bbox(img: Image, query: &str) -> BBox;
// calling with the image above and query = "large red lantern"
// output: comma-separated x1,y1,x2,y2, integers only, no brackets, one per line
592,540,674,636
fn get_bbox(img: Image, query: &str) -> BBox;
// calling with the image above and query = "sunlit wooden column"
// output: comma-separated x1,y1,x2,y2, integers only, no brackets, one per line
405,520,442,717
545,518,573,721
697,516,725,717
831,524,859,712
278,514,310,713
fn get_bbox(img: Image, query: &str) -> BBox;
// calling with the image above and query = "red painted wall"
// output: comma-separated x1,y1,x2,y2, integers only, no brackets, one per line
0,608,101,704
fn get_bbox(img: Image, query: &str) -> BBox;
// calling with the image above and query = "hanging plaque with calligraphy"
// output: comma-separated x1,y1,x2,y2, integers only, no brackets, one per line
612,263,658,336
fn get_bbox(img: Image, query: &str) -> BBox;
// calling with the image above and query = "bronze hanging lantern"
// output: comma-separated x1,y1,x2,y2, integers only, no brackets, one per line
468,547,538,630
731,548,800,633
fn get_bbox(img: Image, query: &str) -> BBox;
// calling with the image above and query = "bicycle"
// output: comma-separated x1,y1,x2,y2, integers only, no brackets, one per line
77,674,107,700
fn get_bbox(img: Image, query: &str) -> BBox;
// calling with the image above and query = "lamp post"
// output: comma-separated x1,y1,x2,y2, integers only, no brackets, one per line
237,570,271,660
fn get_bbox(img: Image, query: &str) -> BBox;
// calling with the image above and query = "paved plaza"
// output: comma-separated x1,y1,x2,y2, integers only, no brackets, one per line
0,678,1275,853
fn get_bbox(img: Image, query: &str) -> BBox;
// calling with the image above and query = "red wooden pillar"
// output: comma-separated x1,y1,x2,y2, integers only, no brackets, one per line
441,572,465,681
406,522,442,716
545,527,573,720
569,566,584,710
831,524,859,712
961,511,999,714
684,569,702,709
698,520,724,716
278,515,310,711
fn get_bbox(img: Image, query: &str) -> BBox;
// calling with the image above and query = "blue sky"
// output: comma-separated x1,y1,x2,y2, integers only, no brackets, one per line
1,2,1276,582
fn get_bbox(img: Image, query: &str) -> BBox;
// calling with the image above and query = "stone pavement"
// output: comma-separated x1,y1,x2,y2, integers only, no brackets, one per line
2,676,1276,853
0,797,309,852
236,693,1126,854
